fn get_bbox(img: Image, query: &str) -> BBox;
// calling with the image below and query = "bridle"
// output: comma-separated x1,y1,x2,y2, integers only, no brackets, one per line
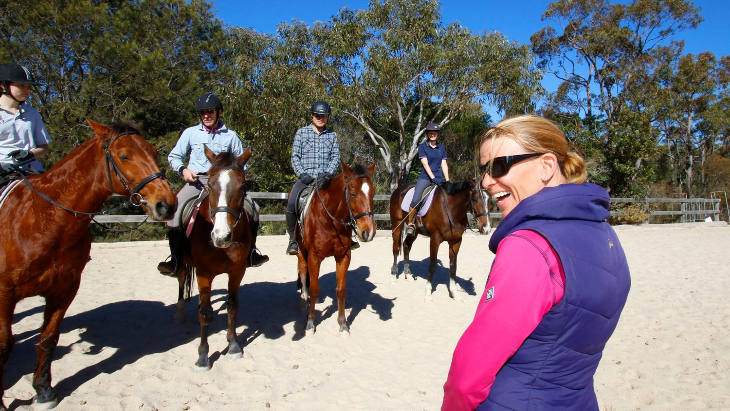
207,172,246,228
15,130,166,218
466,186,490,232
315,173,374,230
103,130,166,207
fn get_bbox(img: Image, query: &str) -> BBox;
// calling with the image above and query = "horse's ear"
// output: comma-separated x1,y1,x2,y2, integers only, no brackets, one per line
467,177,476,188
366,163,375,177
87,119,110,139
341,161,352,178
204,145,216,163
238,147,252,169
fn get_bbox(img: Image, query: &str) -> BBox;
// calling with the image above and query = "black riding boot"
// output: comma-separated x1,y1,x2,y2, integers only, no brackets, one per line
285,212,299,255
248,219,269,267
157,227,184,277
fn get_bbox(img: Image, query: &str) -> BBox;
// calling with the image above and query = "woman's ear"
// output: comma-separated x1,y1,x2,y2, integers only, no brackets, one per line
540,153,560,184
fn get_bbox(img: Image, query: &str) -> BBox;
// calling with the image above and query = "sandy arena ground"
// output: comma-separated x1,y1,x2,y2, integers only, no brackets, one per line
5,223,730,410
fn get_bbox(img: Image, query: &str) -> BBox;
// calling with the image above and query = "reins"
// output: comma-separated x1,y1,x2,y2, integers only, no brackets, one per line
314,172,374,230
14,130,166,224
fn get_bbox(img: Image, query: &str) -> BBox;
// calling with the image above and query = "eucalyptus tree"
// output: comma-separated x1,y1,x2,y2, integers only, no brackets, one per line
277,0,541,190
531,0,702,195
0,0,230,164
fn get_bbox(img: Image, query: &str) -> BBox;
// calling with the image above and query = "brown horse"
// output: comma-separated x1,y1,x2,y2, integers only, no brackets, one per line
389,179,490,301
173,146,253,371
0,120,175,410
296,162,376,336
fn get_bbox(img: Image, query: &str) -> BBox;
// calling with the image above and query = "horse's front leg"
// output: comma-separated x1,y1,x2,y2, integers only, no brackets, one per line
0,296,18,411
194,275,214,372
447,239,463,302
32,284,79,410
334,252,352,336
297,249,309,310
402,232,417,281
390,224,402,283
425,236,441,302
173,266,188,324
305,255,323,336
225,267,245,361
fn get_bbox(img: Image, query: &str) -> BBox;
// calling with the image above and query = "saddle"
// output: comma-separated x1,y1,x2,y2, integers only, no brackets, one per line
294,185,316,224
0,165,43,211
179,189,256,237
400,184,438,217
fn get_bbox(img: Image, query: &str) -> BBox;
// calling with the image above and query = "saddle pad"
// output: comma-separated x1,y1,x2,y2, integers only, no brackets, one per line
297,186,315,224
0,179,22,212
401,185,436,217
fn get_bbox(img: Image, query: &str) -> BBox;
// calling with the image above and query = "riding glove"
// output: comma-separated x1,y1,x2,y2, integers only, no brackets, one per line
300,173,315,185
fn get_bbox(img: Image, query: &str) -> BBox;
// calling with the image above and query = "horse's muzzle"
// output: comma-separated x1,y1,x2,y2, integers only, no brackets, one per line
154,199,175,221
359,229,375,242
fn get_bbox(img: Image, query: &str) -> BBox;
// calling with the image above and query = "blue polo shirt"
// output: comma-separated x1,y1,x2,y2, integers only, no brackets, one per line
417,142,447,182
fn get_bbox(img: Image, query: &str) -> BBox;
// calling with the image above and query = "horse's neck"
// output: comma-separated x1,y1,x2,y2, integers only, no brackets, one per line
316,177,348,217
34,140,113,214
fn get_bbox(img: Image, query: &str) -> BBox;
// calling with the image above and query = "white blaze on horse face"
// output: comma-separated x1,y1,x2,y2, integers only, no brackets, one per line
361,181,370,197
212,170,232,241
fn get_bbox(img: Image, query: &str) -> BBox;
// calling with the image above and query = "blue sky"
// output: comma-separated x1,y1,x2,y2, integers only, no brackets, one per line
210,0,729,105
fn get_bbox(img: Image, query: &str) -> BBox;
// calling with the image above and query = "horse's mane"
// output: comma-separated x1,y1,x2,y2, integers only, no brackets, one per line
350,163,369,177
449,180,472,194
107,122,142,137
209,151,241,174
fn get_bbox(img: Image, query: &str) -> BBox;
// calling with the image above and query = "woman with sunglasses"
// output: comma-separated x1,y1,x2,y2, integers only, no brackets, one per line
159,93,269,277
442,115,631,411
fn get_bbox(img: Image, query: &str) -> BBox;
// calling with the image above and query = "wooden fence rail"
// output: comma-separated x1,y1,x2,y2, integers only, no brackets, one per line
94,193,723,224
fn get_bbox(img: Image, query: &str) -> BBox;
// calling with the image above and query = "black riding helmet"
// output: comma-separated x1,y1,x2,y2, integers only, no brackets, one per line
311,101,331,116
0,63,41,103
425,122,440,132
195,93,223,111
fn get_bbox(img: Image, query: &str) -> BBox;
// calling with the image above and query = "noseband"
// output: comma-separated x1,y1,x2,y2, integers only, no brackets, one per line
104,130,166,206
344,174,375,229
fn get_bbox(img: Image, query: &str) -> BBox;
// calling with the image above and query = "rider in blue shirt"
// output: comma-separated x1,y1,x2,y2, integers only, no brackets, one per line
0,63,51,174
406,122,449,236
157,93,268,276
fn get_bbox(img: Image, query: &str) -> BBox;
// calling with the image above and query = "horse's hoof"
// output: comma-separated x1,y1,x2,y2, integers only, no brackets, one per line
305,320,316,336
390,276,397,284
32,397,58,411
193,363,212,372
227,351,243,361
339,325,351,337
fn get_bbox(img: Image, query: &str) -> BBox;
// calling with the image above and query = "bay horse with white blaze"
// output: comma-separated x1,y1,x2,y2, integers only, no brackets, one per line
296,162,376,336
0,120,175,410
389,178,490,301
173,146,253,371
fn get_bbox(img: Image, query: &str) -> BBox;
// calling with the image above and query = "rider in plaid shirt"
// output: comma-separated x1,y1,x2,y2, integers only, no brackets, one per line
285,101,356,255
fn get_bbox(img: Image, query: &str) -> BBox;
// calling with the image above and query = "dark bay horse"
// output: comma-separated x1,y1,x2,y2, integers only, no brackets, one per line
389,178,490,301
296,162,376,336
173,146,253,371
0,120,175,410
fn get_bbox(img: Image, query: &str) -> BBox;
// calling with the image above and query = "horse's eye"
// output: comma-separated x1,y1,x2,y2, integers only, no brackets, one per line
119,155,131,161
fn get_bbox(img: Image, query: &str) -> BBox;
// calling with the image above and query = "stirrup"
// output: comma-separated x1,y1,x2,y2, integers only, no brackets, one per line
405,223,415,236
157,261,180,278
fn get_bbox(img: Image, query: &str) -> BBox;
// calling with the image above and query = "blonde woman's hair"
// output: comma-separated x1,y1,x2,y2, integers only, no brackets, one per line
478,115,586,184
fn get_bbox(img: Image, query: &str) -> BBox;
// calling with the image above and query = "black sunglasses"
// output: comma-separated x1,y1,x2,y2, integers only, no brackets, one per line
479,153,543,179
199,109,216,115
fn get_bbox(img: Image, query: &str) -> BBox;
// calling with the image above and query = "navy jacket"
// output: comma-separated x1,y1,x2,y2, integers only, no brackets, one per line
479,183,631,410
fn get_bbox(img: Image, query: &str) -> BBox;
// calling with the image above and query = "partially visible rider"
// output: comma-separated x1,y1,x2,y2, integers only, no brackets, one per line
157,93,269,276
285,100,357,255
0,63,51,175
405,122,450,236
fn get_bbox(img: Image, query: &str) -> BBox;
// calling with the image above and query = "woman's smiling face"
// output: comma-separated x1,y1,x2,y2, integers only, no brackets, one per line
479,137,546,218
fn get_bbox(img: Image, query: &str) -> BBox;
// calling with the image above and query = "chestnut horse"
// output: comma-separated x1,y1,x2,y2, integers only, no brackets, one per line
0,120,175,410
173,146,253,371
389,179,490,301
296,162,376,336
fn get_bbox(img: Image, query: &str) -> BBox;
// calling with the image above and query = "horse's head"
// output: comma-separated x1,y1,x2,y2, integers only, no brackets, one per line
205,145,252,248
467,177,491,235
342,161,377,242
89,119,176,221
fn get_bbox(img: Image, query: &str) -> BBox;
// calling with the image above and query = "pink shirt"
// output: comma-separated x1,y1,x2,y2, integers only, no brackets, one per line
442,230,566,411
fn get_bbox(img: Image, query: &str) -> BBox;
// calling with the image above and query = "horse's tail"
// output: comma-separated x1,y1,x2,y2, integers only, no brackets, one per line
183,264,195,301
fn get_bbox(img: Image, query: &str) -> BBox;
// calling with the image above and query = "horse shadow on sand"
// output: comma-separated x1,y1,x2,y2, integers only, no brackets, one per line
6,265,393,409
394,257,478,297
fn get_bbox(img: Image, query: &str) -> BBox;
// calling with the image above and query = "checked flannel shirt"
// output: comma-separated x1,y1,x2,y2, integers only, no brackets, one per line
291,124,339,177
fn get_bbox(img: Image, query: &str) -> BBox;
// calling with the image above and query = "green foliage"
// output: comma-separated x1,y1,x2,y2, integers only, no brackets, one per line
608,203,650,225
